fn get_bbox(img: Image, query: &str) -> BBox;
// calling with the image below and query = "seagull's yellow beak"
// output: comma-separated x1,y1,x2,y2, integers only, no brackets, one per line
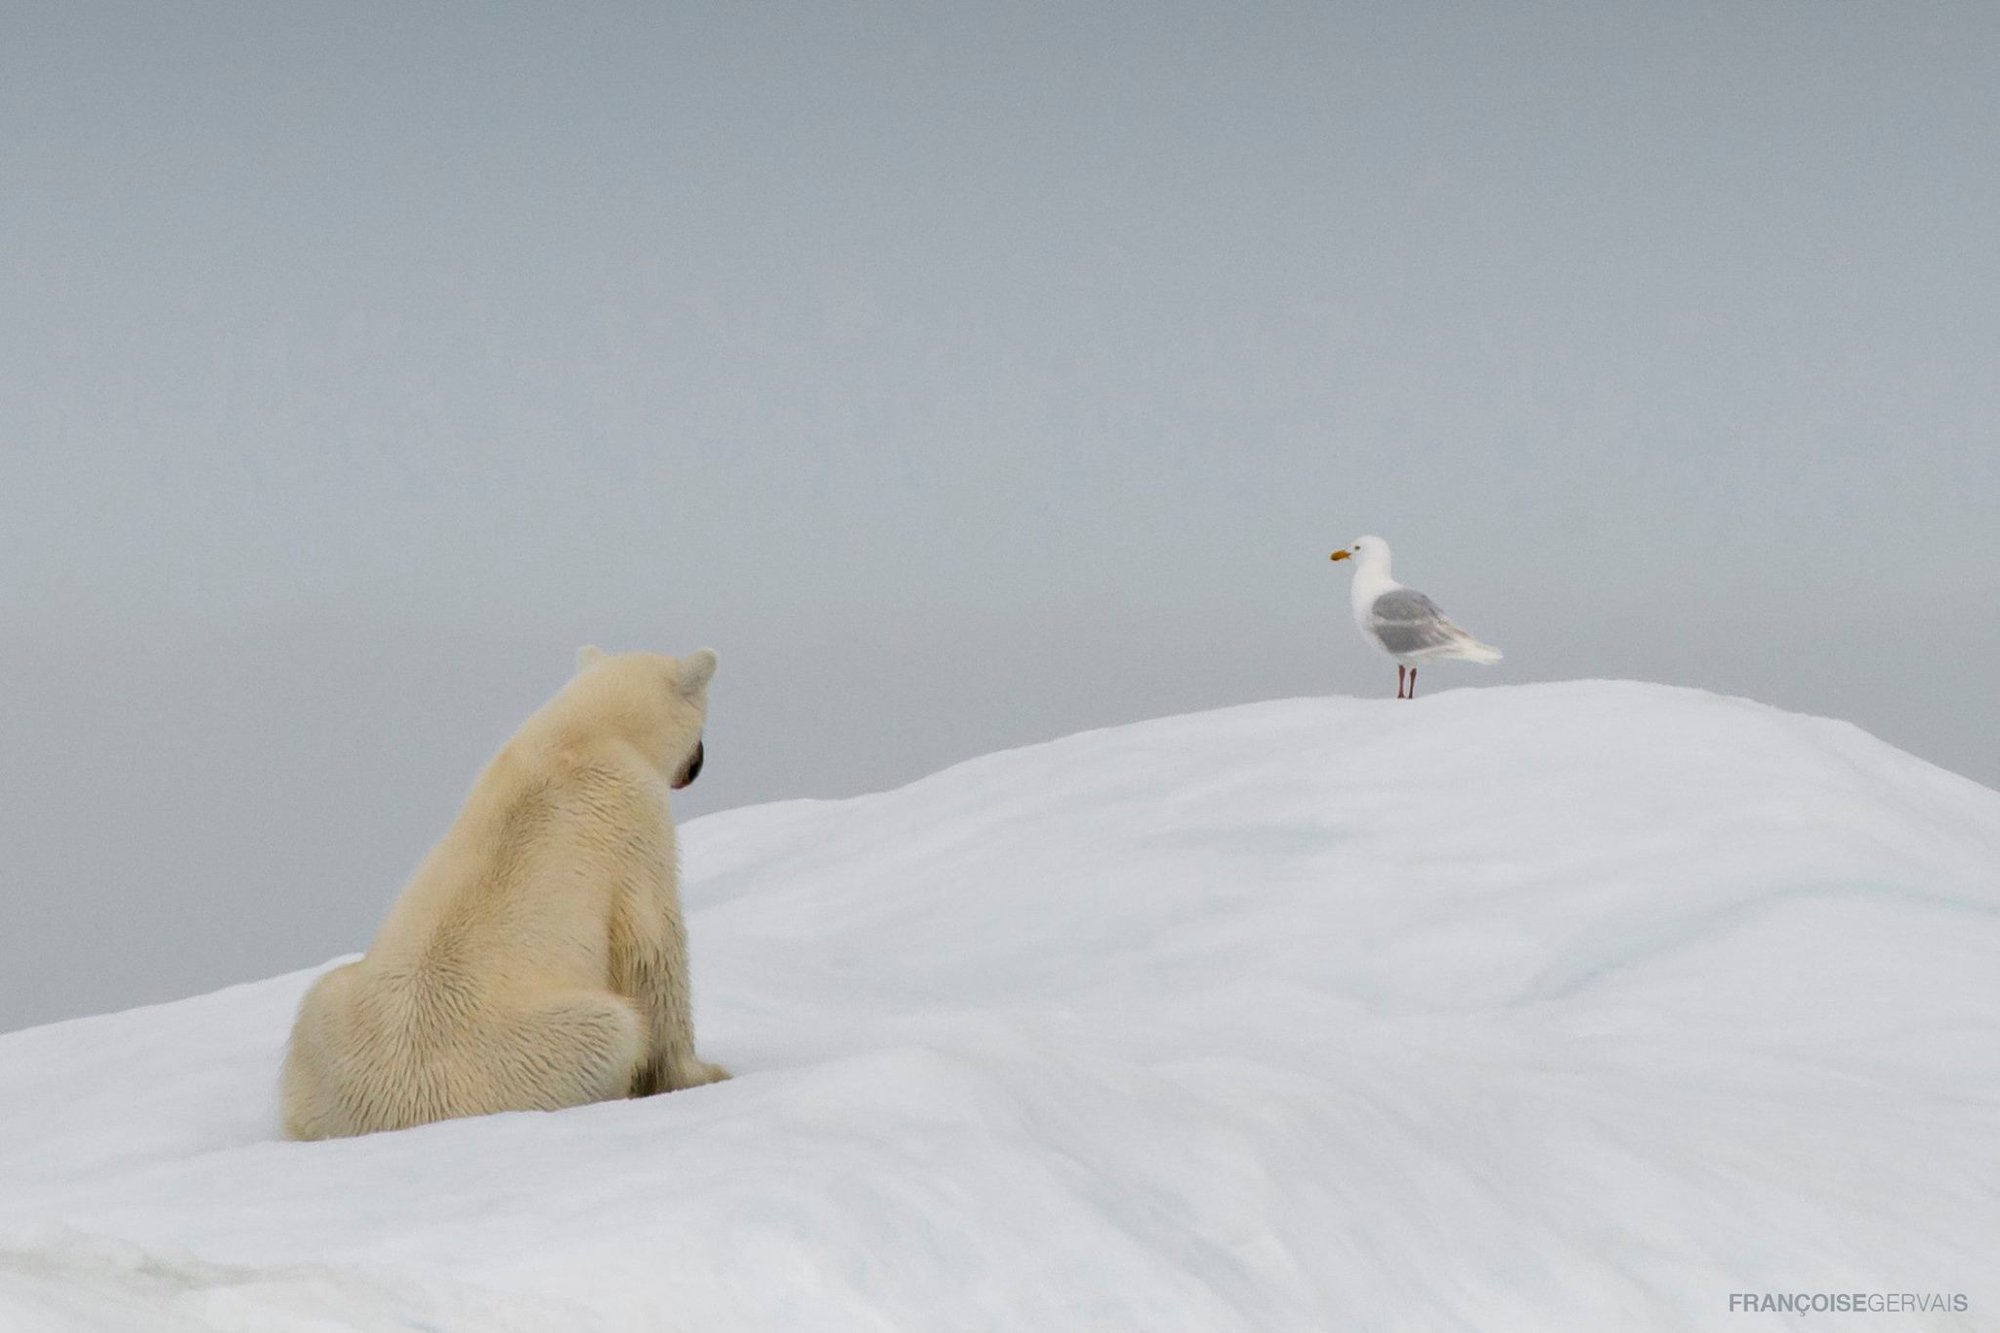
1329,549,1351,562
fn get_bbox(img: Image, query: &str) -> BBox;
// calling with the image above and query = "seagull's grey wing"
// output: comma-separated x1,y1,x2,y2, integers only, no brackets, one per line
1368,588,1463,656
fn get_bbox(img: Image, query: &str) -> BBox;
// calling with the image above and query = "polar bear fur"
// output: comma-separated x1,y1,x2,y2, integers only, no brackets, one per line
279,646,728,1141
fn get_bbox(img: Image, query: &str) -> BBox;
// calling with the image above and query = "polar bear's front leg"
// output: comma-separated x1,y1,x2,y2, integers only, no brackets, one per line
617,891,730,1097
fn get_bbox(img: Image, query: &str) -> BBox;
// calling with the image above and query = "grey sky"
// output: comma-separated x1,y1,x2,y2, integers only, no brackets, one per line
3,2,1996,1034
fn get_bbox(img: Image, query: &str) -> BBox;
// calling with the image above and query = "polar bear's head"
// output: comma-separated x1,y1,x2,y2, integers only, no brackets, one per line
566,645,716,789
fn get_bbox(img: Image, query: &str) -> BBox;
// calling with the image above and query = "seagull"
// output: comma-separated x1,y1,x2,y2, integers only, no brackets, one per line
1329,535,1501,698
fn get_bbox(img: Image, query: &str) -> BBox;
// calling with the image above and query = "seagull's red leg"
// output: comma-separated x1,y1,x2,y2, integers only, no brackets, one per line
1409,667,1418,699
1396,665,1406,698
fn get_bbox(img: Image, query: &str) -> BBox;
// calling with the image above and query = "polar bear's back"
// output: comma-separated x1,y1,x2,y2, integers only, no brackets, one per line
374,748,672,976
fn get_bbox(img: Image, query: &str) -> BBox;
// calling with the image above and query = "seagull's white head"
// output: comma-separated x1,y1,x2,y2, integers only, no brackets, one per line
1329,535,1390,570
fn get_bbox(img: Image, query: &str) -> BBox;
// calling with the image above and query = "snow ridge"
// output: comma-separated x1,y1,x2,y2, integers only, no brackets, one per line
2,681,1994,1331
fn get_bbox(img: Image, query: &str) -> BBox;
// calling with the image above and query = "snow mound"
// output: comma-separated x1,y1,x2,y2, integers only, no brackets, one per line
2,681,1996,1331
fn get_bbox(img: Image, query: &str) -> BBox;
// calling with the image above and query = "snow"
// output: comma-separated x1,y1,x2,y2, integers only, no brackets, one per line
2,680,1996,1331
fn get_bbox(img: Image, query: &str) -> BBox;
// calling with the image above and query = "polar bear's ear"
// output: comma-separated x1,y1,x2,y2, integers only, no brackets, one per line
677,647,718,697
575,644,605,674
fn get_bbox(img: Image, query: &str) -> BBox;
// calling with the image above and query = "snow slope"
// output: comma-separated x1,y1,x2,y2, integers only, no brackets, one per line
2,681,1996,1332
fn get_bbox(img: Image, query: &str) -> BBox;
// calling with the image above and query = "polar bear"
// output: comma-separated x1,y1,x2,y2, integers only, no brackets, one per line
279,645,729,1141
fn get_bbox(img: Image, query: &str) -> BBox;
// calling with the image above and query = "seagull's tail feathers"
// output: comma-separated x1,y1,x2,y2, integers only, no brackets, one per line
1453,636,1503,665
